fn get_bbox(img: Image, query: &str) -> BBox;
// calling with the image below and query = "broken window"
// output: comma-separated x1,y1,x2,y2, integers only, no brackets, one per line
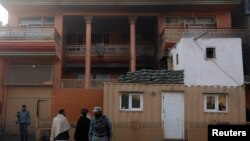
206,47,216,59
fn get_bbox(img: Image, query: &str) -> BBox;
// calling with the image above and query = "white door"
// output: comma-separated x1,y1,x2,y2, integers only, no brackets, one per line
162,92,184,139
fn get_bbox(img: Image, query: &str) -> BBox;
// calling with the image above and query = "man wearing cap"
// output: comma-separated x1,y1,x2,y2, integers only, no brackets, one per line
16,104,31,141
88,106,112,141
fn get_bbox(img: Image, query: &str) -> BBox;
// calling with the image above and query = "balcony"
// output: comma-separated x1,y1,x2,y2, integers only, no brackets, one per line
65,44,155,57
0,27,61,43
161,28,248,43
0,27,61,59
61,79,117,89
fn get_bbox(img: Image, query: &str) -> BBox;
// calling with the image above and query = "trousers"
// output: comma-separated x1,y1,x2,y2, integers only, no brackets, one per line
19,123,28,141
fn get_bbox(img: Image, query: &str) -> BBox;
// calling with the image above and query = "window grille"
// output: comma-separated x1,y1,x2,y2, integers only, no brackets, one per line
4,65,53,86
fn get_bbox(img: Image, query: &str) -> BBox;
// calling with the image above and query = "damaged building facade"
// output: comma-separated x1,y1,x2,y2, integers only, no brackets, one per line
0,0,249,141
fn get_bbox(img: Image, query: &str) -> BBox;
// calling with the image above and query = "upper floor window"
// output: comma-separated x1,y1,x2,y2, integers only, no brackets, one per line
120,92,143,111
204,94,227,112
166,17,178,25
20,17,54,27
165,16,215,28
179,17,195,24
197,17,214,24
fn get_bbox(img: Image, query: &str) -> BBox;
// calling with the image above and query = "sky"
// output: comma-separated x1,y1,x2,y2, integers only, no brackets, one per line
0,4,8,25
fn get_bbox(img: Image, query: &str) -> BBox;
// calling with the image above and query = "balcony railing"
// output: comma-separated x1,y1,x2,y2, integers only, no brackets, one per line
161,28,248,43
0,27,61,44
61,79,117,89
65,44,155,56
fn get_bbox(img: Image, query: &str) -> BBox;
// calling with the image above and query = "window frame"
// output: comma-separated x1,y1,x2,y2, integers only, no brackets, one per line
204,94,228,113
165,15,216,28
19,17,55,27
120,92,144,111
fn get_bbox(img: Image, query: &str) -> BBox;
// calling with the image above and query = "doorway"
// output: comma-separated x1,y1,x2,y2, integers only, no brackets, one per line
162,92,184,140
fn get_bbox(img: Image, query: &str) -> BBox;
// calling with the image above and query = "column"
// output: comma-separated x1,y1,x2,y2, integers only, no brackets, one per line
129,16,137,72
84,16,92,89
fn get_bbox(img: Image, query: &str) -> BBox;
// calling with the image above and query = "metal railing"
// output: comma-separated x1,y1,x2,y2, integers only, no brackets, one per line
61,79,117,89
0,27,61,44
162,28,248,42
65,44,155,56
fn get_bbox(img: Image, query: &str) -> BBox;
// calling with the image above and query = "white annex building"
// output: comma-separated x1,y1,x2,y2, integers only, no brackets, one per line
170,38,244,86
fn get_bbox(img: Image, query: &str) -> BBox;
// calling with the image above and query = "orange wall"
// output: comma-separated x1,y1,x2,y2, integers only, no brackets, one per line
216,11,231,28
52,89,103,124
0,58,6,115
54,60,62,89
158,15,165,35
55,14,63,36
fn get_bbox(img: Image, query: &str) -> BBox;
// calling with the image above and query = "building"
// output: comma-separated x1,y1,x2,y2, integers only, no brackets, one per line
0,0,248,140
231,0,250,123
170,38,244,87
104,38,245,141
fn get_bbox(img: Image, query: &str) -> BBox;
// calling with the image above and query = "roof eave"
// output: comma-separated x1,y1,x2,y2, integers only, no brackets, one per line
0,0,241,6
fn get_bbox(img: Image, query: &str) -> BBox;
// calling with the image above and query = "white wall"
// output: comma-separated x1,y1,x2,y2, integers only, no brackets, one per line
170,38,244,86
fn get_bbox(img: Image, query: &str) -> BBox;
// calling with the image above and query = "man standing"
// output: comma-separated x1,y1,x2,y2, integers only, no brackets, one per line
16,104,30,141
74,108,91,141
88,107,112,141
50,109,71,141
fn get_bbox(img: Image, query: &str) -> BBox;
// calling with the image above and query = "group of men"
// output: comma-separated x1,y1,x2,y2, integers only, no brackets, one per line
16,105,112,141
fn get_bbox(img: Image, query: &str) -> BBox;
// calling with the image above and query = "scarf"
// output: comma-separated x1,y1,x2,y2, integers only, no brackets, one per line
50,114,71,141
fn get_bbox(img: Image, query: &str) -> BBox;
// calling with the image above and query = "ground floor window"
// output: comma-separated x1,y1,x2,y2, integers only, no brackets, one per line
120,92,143,111
204,94,227,112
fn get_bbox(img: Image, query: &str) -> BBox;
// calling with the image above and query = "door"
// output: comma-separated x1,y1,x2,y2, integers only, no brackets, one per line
4,87,51,135
37,100,51,128
162,92,184,139
36,100,51,141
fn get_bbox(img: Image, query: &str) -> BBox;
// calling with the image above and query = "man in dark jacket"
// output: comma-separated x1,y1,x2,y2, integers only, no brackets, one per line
88,107,112,141
74,108,91,141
